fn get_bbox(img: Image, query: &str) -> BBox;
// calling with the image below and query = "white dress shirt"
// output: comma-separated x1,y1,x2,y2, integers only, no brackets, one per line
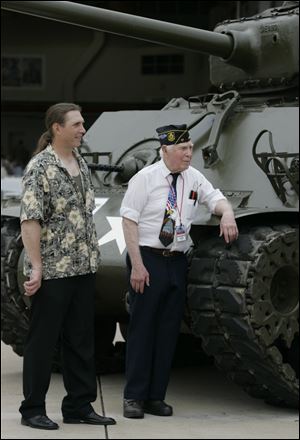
120,159,226,253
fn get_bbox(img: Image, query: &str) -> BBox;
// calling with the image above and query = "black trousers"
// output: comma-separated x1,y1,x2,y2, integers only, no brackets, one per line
19,273,97,419
124,248,188,401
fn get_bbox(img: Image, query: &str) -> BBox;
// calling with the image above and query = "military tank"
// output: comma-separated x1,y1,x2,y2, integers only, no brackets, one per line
1,1,298,407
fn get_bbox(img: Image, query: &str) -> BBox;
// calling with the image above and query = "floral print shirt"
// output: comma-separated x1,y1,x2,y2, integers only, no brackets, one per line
20,144,101,280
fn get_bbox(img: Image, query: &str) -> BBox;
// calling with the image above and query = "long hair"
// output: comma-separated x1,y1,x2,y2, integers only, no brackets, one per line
33,102,82,156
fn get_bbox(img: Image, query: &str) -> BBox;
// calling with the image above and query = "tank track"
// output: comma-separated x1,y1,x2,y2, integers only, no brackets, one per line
187,224,299,408
1,218,29,356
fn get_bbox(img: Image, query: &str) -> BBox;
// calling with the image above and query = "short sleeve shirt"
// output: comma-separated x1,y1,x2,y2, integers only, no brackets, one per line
20,145,101,279
120,159,226,253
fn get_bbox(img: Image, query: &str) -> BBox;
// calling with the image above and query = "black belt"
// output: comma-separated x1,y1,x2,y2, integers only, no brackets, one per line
141,246,184,257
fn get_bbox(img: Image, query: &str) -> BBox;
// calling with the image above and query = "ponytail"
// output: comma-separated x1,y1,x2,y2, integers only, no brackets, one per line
33,131,52,156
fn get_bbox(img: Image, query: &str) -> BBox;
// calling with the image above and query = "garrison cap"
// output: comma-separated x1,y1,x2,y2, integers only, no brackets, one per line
156,124,190,146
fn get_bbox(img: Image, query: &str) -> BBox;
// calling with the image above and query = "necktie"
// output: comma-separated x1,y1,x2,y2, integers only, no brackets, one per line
159,173,180,247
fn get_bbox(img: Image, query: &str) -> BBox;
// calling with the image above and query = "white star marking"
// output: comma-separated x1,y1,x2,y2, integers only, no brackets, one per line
93,197,109,215
98,217,126,254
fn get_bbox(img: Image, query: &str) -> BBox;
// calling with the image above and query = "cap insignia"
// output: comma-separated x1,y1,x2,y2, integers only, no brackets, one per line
167,132,175,142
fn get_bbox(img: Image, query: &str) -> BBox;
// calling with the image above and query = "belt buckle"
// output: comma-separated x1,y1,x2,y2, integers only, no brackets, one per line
162,250,171,257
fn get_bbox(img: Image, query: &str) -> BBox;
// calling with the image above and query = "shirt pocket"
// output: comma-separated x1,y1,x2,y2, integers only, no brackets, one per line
186,198,198,220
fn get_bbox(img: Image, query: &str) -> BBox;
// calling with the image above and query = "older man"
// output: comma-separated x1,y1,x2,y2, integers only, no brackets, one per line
120,124,238,418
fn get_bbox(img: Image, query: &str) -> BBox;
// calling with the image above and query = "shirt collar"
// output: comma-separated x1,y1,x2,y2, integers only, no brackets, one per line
159,158,188,179
45,144,83,169
160,159,174,178
45,144,62,167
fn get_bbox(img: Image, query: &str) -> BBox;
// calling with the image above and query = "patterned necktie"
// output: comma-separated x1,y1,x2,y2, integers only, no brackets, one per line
159,173,180,247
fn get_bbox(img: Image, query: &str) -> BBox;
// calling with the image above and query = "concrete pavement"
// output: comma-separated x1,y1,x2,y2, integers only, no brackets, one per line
1,340,299,439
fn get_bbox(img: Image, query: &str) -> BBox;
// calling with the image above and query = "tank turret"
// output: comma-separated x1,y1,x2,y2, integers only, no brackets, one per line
1,1,299,408
2,1,299,93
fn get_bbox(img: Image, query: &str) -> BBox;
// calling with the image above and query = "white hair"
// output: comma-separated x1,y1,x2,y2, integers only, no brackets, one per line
159,144,175,157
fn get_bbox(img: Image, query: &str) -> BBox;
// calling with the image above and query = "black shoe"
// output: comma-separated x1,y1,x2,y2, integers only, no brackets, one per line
123,399,144,418
21,415,59,430
144,400,173,416
63,410,116,425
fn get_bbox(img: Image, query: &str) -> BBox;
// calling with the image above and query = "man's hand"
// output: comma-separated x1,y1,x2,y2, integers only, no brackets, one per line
219,211,239,243
130,263,150,294
24,267,42,296
122,217,150,293
214,199,239,243
21,219,42,295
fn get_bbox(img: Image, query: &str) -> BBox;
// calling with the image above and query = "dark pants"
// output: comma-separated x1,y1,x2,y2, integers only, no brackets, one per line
124,248,188,401
19,273,97,419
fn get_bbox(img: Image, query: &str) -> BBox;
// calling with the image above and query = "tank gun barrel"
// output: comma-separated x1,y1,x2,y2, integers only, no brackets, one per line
87,163,124,173
2,1,254,70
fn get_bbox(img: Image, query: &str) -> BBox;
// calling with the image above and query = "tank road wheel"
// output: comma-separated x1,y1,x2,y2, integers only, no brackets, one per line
187,225,299,408
1,218,29,356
